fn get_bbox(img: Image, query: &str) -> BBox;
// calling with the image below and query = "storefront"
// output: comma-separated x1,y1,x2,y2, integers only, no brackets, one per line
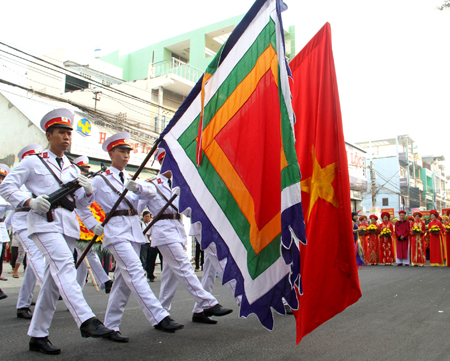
346,142,367,213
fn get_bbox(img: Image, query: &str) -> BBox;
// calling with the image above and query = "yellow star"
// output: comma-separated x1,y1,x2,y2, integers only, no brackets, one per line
301,145,339,220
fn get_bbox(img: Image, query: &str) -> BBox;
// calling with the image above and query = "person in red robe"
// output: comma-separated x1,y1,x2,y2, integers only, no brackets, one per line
395,210,410,266
410,212,426,266
379,212,395,265
359,215,369,262
366,215,380,265
428,210,445,267
442,213,450,266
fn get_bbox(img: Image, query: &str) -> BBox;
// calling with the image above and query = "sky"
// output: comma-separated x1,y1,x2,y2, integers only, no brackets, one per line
2,0,450,166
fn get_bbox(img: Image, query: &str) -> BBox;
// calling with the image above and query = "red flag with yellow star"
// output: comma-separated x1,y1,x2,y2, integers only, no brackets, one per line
290,23,362,343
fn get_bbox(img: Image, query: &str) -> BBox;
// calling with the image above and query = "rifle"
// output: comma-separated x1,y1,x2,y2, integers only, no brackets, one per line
46,164,106,222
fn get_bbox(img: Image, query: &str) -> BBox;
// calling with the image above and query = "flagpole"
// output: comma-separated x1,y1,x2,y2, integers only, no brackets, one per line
75,138,162,269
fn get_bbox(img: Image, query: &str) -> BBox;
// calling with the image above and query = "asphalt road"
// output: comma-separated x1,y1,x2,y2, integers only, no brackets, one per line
1,263,450,360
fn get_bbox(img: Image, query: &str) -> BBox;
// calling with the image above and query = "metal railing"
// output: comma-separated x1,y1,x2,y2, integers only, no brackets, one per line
150,58,203,83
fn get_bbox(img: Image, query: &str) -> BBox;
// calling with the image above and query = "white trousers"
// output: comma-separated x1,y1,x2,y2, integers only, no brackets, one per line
16,229,45,286
105,241,168,331
158,242,218,312
76,248,111,290
16,263,36,309
28,233,95,337
192,243,239,313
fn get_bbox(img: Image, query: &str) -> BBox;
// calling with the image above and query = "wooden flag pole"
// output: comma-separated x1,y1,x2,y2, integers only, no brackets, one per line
76,139,162,269
84,257,99,292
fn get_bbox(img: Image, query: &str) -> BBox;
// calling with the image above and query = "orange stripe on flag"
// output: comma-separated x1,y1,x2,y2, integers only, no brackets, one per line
205,140,281,255
201,45,277,151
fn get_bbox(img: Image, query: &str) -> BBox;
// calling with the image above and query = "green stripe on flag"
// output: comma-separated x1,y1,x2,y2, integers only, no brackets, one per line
181,140,281,279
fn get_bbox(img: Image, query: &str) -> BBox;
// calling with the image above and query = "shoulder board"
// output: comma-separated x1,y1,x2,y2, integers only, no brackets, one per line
147,177,157,183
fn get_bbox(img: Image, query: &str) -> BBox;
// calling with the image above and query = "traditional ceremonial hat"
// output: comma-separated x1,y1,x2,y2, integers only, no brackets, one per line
155,148,166,163
369,214,378,220
413,211,422,217
73,155,90,168
430,209,439,217
407,216,415,222
381,211,390,219
40,108,73,131
443,215,449,221
102,132,132,152
18,144,42,160
398,210,406,215
0,164,10,177
359,215,367,221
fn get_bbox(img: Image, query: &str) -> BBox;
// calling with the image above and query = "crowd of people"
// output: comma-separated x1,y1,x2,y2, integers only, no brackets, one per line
352,209,450,268
0,108,238,355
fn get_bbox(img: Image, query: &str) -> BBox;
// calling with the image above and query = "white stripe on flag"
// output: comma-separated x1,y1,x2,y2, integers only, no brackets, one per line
165,132,291,304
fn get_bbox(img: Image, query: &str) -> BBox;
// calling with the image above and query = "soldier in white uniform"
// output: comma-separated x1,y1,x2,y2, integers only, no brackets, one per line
72,155,113,294
0,109,114,355
78,132,183,343
0,164,13,279
140,149,233,320
7,145,47,320
0,164,12,299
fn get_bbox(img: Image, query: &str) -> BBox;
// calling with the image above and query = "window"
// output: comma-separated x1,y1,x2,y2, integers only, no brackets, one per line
382,198,389,206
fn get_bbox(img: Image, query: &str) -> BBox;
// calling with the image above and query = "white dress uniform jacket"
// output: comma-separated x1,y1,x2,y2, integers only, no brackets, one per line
79,166,156,248
0,151,93,238
139,174,187,247
0,200,13,243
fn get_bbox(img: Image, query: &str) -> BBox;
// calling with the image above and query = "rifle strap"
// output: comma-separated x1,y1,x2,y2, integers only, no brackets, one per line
149,179,179,213
35,154,64,186
99,174,138,216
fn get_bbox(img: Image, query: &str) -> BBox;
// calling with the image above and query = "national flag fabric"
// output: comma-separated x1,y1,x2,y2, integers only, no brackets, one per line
158,0,306,330
289,23,362,344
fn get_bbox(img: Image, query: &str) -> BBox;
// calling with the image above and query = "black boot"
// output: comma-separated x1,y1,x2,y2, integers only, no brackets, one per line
192,312,218,324
80,317,114,338
0,288,7,300
154,316,184,333
204,304,233,317
29,337,61,355
17,307,33,319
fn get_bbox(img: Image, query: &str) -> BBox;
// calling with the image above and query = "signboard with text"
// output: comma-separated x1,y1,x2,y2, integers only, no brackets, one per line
70,112,160,169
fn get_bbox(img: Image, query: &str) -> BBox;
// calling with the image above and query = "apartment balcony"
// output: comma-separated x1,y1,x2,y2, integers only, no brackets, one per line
399,151,422,168
399,178,424,191
150,58,203,84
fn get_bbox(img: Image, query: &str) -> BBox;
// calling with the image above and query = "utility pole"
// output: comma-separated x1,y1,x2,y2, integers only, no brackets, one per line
93,90,101,111
370,161,377,207
406,137,410,212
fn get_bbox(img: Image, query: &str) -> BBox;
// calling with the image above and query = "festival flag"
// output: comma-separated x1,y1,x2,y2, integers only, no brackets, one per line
158,0,306,330
289,23,362,343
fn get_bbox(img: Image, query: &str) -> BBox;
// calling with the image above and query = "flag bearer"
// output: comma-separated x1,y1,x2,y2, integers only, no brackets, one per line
0,109,114,355
140,148,233,319
77,132,184,343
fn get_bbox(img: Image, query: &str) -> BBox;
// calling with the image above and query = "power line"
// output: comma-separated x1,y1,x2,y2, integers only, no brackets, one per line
0,42,178,113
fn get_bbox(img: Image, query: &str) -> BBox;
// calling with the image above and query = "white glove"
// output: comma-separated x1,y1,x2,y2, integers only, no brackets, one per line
29,195,50,213
77,175,94,195
172,186,181,197
92,224,104,236
125,180,140,193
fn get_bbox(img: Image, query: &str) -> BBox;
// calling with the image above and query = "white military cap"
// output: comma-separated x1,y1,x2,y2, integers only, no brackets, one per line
40,108,73,132
0,164,10,177
18,144,43,160
73,155,90,167
102,132,132,152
